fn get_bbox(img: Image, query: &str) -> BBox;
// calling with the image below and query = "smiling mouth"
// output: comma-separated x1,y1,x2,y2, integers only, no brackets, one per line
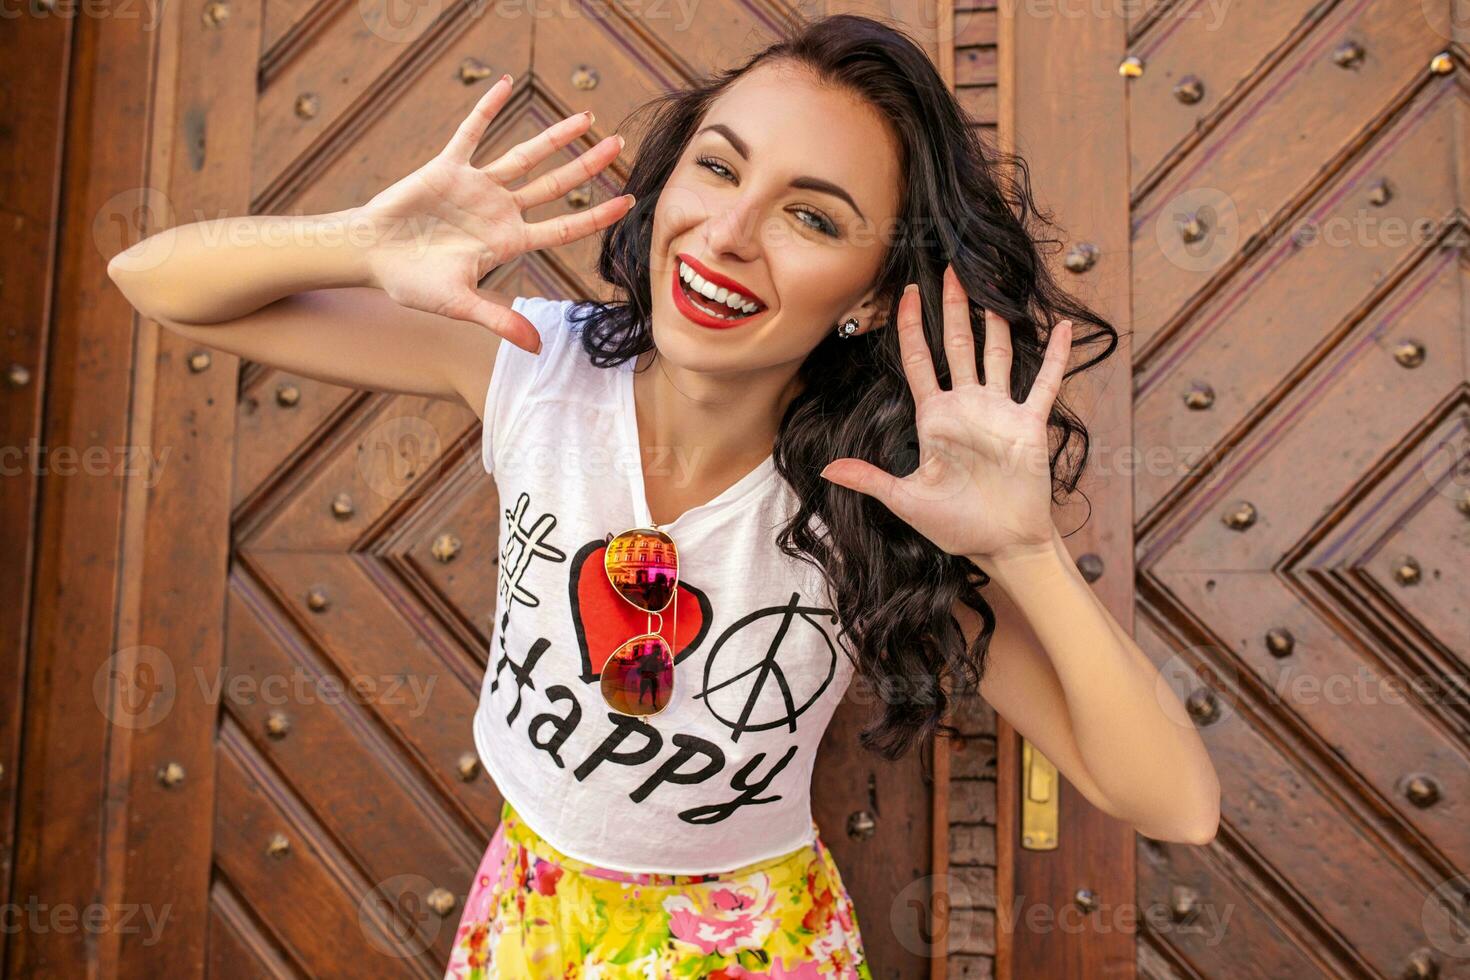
672,254,768,325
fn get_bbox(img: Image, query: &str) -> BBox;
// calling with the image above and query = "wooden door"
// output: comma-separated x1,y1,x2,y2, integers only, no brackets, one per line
1001,1,1470,978
6,1,952,979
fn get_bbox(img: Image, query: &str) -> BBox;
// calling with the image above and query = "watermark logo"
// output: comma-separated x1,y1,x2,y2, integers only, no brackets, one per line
93,645,177,731
360,873,450,957
357,414,443,501
1421,0,1470,43
95,187,177,273
890,873,976,957
1422,873,1470,959
1155,187,1240,274
1417,416,1470,506
1154,644,1238,731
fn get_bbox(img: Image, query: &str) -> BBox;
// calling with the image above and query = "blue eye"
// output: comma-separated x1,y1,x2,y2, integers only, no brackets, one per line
793,207,838,237
696,156,736,181
695,155,838,237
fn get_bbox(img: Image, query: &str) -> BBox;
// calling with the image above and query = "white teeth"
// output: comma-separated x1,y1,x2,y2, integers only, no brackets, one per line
678,260,762,317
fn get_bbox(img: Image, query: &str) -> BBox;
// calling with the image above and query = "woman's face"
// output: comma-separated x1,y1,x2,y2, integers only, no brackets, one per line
647,61,902,374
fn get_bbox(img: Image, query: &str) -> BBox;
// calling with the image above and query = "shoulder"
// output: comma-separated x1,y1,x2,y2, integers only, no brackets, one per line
496,296,595,379
511,295,582,330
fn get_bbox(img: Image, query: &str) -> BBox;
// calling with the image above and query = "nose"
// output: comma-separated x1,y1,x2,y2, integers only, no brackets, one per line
702,194,763,263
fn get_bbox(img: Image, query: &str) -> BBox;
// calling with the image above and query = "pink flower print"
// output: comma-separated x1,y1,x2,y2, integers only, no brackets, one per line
707,967,770,980
663,877,779,955
531,860,564,896
454,828,509,935
766,958,824,980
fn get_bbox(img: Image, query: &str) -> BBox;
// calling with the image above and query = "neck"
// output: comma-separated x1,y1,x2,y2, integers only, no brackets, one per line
631,348,800,488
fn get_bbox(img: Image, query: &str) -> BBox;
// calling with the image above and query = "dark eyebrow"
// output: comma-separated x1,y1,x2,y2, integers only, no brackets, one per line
696,123,867,222
698,123,750,159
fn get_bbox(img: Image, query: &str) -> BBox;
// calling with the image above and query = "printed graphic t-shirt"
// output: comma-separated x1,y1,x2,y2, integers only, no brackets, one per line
473,296,857,875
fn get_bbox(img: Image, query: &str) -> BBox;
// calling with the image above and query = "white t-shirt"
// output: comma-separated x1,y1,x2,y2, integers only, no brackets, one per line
473,296,857,874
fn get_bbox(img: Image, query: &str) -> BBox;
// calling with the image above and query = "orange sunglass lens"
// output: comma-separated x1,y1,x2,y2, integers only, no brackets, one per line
603,528,678,613
600,635,675,715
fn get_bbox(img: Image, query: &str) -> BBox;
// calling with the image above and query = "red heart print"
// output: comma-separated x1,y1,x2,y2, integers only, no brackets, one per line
568,539,712,683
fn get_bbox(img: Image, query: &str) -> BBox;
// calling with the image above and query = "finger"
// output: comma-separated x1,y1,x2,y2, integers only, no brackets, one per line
982,308,1013,397
512,134,624,210
442,288,543,353
942,264,980,387
522,193,635,251
483,110,595,184
1025,319,1073,412
441,76,515,166
819,458,910,519
896,283,942,403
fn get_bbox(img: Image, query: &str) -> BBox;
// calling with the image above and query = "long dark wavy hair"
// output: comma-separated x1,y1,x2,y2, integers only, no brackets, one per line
567,13,1119,759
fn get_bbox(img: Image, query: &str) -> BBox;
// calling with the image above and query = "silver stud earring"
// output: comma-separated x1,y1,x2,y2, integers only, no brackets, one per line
837,317,860,339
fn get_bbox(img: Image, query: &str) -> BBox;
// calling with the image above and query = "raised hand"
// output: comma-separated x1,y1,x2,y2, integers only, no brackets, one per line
356,75,633,353
818,265,1074,568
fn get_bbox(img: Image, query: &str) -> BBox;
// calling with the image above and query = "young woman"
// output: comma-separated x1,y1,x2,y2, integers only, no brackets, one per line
109,14,1220,978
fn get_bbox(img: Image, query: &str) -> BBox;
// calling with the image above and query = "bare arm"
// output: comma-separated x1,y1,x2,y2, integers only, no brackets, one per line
107,210,511,411
966,527,1221,845
106,75,632,416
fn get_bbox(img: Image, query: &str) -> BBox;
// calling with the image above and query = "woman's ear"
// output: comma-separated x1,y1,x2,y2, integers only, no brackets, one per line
839,288,895,336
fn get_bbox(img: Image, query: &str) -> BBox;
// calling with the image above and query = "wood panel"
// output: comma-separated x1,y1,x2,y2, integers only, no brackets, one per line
996,0,1137,974
1129,0,1469,974
0,5,70,974
1005,0,1470,978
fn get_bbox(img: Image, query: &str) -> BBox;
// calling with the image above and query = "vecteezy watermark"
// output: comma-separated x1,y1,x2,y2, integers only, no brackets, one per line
499,440,709,489
359,0,700,43
93,645,178,732
1153,185,1443,274
1421,0,1470,43
1268,664,1468,710
1,0,167,31
360,874,450,958
100,195,441,274
890,873,977,957
845,670,944,710
1422,873,1470,960
0,439,171,488
1154,644,1239,732
196,666,438,717
357,413,445,502
0,897,171,945
996,890,1235,945
94,645,439,729
1417,416,1470,505
1154,641,1470,733
1155,187,1242,274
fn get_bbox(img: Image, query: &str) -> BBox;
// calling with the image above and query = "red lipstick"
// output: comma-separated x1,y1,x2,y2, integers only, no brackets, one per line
670,252,768,330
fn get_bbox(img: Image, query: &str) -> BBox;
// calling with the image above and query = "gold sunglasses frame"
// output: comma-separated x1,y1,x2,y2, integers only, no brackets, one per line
600,524,680,717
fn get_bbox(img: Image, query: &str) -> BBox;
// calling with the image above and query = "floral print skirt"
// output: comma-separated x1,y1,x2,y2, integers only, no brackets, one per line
444,800,874,979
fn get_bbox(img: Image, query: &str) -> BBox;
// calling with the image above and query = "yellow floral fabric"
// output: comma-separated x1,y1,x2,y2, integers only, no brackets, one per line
444,801,874,979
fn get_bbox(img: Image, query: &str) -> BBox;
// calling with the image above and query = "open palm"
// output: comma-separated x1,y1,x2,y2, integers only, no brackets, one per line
819,265,1073,565
357,75,632,353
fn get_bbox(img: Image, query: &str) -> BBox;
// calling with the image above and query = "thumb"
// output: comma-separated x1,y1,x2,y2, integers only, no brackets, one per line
819,458,903,511
449,289,541,353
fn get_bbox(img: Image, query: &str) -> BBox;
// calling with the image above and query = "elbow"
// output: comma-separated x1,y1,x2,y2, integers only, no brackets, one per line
1134,778,1220,846
1177,809,1219,846
1167,794,1221,847
106,252,142,309
1135,810,1218,847
106,248,138,287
